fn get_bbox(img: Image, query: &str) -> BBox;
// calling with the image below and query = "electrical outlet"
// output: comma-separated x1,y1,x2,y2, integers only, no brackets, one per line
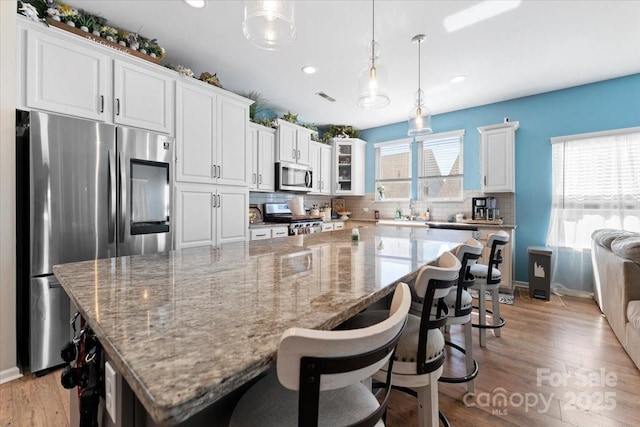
105,361,117,423
362,207,369,213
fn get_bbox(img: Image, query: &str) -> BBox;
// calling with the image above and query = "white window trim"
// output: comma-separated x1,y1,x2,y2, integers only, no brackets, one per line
417,129,465,202
550,126,640,144
375,139,412,202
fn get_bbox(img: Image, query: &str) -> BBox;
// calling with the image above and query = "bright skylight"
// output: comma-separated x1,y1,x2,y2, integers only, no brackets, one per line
444,0,522,33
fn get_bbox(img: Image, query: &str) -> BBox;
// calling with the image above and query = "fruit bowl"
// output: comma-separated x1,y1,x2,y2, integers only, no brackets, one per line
338,211,351,220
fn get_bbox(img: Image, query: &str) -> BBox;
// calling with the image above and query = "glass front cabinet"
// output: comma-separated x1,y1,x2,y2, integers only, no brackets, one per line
331,138,366,196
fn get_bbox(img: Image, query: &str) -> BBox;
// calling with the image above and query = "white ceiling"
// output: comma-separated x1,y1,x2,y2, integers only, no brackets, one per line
64,0,640,130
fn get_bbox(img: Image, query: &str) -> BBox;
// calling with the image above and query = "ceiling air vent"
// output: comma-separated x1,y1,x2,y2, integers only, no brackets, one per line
316,92,336,102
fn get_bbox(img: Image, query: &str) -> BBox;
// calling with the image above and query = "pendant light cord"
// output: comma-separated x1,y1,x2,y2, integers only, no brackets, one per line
417,38,422,105
371,0,376,69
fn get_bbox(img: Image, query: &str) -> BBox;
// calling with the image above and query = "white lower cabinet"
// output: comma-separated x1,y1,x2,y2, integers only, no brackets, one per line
333,222,345,230
271,227,289,238
321,223,334,232
475,227,514,291
250,226,289,241
175,183,248,249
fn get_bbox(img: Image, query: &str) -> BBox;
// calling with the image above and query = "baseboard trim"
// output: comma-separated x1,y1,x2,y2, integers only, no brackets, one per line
0,366,23,384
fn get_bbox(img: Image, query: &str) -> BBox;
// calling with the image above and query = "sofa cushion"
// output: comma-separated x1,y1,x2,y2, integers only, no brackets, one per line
611,235,640,264
628,301,640,333
592,229,639,249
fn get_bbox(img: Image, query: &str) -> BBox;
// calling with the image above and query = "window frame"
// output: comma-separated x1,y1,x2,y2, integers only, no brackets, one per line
417,129,465,202
374,138,413,202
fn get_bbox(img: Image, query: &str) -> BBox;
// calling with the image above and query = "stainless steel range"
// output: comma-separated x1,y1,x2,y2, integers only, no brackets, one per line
263,203,323,235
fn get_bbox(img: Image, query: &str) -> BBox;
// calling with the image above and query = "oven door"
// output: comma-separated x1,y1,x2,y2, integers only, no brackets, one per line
276,162,312,192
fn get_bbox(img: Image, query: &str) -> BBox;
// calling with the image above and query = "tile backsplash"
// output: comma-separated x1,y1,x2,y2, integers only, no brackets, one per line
249,191,515,225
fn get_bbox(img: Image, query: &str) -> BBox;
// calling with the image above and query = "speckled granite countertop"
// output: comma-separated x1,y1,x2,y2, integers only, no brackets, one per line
53,226,472,426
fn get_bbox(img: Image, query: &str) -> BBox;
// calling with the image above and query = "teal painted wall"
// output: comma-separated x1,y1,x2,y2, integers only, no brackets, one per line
361,74,640,282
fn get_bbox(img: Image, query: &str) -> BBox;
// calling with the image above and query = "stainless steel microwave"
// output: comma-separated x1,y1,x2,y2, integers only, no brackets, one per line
276,162,312,192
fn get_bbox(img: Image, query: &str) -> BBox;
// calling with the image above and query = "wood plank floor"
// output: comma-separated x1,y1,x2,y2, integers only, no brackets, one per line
1,290,639,426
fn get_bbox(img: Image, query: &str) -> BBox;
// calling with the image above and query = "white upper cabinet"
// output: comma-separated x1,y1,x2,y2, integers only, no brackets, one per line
275,120,313,166
218,96,249,186
176,80,251,187
176,82,216,183
113,60,174,135
25,27,110,122
248,123,276,192
309,141,332,195
19,18,175,135
331,138,366,196
478,121,519,193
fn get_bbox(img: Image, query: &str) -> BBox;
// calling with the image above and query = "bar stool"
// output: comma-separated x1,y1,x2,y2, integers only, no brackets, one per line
340,251,461,427
229,282,411,427
469,230,509,347
438,238,483,395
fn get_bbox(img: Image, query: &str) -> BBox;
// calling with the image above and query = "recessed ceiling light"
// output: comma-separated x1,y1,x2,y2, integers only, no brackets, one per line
184,0,207,9
450,75,467,83
302,65,317,74
444,0,521,32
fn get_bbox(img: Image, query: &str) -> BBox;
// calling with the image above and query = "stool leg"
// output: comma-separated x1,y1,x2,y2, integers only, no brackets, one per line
492,288,501,338
464,320,475,395
417,377,439,427
478,285,487,347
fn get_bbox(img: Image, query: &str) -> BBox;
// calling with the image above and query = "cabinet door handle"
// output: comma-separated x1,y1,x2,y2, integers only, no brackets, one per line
217,194,221,208
256,233,267,238
292,149,296,160
212,164,217,178
297,150,300,159
116,98,120,116
484,176,487,186
100,95,104,113
212,194,216,208
217,165,221,179
259,174,262,184
253,173,257,184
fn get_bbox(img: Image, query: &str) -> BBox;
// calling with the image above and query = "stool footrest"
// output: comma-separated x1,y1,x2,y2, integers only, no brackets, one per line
438,341,479,384
470,305,506,329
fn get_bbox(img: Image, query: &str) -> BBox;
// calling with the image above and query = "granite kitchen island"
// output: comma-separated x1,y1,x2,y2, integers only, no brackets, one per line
53,226,473,426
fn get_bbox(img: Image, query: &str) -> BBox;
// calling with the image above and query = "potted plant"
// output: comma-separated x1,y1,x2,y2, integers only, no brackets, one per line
75,12,95,32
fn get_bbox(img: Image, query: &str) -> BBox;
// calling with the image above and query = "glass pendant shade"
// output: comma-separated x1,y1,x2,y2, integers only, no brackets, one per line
357,51,390,108
408,104,432,136
243,1,296,50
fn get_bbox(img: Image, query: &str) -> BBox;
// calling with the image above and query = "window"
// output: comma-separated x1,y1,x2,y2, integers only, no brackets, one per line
548,127,640,249
375,140,412,200
417,130,464,201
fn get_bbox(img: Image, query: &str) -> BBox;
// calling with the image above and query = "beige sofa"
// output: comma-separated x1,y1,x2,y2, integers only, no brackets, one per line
592,229,640,371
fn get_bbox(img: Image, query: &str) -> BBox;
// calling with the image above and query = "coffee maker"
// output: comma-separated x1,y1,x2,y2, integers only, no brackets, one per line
472,197,497,220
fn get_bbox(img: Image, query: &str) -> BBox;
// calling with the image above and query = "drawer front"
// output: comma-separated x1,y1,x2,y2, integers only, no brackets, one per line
250,229,271,240
321,223,334,232
271,227,289,238
334,222,345,230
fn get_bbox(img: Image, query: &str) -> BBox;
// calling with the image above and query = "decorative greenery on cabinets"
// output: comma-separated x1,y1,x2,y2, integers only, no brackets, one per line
320,125,361,142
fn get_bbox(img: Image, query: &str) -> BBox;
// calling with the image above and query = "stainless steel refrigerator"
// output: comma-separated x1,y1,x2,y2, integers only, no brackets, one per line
16,110,174,373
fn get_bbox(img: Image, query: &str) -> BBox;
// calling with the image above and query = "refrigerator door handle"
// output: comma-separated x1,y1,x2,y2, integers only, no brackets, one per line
108,150,116,243
118,152,127,243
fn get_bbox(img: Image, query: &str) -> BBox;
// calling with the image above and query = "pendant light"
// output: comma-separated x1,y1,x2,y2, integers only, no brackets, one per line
407,34,432,136
243,1,296,50
357,0,390,109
